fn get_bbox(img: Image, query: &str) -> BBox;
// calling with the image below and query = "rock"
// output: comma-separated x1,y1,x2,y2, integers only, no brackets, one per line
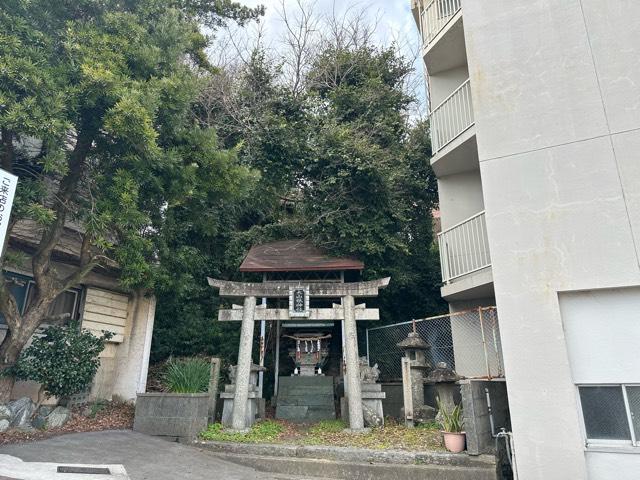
32,414,47,430
8,397,35,428
37,406,52,417
0,405,11,421
45,406,70,428
0,419,9,432
415,405,437,424
362,403,383,428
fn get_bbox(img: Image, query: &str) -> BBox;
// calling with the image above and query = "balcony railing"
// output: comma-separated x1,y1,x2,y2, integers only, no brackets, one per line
419,0,462,47
438,210,491,284
430,78,474,154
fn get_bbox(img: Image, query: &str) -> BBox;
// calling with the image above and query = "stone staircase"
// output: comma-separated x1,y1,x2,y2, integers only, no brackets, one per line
276,376,336,422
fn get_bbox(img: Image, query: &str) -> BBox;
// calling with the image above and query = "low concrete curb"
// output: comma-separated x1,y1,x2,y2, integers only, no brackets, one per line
193,441,496,469
202,452,498,480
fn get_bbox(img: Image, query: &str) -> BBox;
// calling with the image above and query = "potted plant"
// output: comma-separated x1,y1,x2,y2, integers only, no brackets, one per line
437,398,465,453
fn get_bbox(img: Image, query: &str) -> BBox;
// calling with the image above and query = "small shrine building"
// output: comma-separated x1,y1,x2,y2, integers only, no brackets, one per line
208,239,389,432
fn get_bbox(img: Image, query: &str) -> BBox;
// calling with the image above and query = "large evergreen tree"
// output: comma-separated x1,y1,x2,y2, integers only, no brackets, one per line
0,0,262,400
151,38,445,363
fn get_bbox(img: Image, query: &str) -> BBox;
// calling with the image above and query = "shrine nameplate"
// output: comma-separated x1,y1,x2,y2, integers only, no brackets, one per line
289,285,310,318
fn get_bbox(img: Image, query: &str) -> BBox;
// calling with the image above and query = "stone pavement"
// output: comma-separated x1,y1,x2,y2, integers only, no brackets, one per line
0,430,327,480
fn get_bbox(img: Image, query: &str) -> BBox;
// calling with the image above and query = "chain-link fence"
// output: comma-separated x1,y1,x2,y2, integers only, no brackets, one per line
366,307,504,381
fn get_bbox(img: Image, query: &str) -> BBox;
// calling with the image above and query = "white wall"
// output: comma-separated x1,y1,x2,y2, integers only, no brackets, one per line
437,169,484,230
429,65,469,107
461,0,640,478
586,452,640,480
560,287,640,384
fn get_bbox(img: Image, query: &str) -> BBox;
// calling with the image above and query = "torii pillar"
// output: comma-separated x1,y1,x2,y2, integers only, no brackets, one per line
231,295,256,432
209,277,390,433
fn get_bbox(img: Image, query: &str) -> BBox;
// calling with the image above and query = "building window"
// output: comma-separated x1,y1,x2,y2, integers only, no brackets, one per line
0,271,81,326
578,385,640,446
0,272,31,325
25,281,81,325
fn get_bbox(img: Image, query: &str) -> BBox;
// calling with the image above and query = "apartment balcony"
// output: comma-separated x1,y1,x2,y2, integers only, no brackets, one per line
419,0,461,48
417,0,465,75
438,210,493,300
429,79,478,176
431,78,473,154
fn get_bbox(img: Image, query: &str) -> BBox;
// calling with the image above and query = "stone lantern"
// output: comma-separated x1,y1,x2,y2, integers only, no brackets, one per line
426,361,460,418
397,331,436,425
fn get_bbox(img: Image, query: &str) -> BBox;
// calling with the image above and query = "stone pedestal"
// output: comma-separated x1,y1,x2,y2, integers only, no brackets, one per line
221,387,261,428
221,364,265,429
341,382,386,427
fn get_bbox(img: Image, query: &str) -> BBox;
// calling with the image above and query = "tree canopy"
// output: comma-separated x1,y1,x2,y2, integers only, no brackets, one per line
151,16,444,363
0,0,444,387
0,0,262,399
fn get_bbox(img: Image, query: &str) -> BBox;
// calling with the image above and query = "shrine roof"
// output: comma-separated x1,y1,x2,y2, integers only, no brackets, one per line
239,239,364,272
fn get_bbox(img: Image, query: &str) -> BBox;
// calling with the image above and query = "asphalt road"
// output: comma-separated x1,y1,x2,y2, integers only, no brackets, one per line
0,430,325,480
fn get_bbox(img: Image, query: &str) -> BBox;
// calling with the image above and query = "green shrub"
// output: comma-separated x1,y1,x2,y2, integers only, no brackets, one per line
11,322,112,402
436,398,464,433
163,357,210,393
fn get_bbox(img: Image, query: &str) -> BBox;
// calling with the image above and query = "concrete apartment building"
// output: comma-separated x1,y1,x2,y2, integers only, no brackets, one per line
412,1,640,479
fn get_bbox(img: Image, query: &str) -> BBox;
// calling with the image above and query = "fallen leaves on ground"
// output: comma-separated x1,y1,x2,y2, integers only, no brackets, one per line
0,401,134,446
200,418,444,452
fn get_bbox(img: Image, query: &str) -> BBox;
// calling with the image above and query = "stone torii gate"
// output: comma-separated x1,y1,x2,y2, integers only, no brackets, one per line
208,277,390,432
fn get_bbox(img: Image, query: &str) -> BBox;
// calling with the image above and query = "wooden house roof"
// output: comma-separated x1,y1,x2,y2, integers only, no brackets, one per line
239,239,364,272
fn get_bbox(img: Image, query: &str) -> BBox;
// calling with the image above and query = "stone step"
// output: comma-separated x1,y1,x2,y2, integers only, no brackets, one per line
279,376,335,387
206,453,498,480
278,385,335,394
277,397,334,404
275,406,336,422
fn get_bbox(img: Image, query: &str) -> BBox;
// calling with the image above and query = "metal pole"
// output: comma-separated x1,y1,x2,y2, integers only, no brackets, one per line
478,306,492,379
258,273,267,397
274,319,281,397
258,298,266,397
365,328,370,365
341,317,347,397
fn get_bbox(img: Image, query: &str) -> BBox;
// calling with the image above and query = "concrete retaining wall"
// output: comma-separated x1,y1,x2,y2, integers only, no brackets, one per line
460,380,510,455
134,393,208,440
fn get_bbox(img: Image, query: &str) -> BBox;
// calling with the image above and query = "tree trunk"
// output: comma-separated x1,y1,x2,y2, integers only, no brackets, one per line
0,329,26,403
0,302,57,402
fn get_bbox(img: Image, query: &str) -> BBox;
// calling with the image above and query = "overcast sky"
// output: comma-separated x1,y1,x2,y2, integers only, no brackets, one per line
213,0,428,115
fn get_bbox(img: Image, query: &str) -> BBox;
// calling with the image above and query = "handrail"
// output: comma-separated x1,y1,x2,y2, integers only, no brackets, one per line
431,78,470,114
430,78,474,153
438,210,491,283
419,0,462,48
438,209,486,237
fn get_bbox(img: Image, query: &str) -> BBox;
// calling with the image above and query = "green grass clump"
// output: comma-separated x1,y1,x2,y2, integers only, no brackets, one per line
308,419,346,434
163,358,210,393
200,420,284,443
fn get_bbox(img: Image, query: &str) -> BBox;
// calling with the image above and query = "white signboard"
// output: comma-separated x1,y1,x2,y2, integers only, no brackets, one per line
0,168,18,254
